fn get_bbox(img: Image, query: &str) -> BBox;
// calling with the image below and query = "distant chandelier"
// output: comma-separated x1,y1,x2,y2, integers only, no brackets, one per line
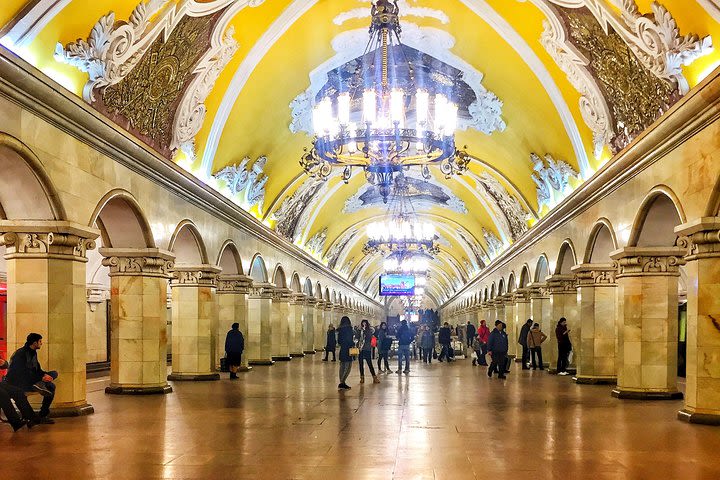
300,0,469,202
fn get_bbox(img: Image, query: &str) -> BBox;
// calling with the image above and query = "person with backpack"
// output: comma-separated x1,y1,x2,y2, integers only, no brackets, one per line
526,323,547,370
376,321,392,373
487,320,509,379
396,320,413,374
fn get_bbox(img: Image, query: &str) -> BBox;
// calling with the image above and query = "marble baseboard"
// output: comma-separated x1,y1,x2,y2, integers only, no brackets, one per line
303,350,317,355
238,366,253,372
49,403,94,417
248,359,275,366
272,356,292,361
167,373,220,381
290,353,305,358
612,389,683,400
574,375,617,385
105,384,173,395
677,409,720,426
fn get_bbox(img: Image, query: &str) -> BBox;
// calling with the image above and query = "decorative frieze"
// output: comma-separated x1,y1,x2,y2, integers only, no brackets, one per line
217,274,252,294
171,264,222,287
0,224,98,260
611,247,686,277
100,248,175,278
675,218,720,260
545,274,577,293
249,282,275,299
272,287,293,302
572,263,617,286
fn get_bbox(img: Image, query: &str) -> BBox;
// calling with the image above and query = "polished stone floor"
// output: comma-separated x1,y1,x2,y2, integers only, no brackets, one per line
2,355,720,479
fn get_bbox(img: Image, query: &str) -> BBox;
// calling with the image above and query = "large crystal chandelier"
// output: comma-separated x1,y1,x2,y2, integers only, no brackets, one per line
300,0,469,202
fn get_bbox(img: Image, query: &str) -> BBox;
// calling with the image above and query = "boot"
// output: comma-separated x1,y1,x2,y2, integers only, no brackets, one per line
360,376,365,384
373,375,380,384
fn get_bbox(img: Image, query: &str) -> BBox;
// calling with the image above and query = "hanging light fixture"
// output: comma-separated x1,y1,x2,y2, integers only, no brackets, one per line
300,0,469,202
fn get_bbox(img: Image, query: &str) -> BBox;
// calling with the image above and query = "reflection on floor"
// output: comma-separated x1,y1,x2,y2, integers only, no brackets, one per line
3,356,720,479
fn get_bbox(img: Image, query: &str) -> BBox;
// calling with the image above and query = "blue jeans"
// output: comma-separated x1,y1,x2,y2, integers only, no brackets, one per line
397,345,411,372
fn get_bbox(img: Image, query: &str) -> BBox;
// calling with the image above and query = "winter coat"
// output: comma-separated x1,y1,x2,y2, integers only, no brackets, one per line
477,324,490,343
466,323,476,340
359,327,374,351
377,329,392,352
487,328,509,354
420,330,435,349
556,324,572,350
397,324,413,346
518,323,533,346
326,328,337,349
6,345,46,390
337,325,355,362
225,329,245,354
438,326,452,345
527,329,547,348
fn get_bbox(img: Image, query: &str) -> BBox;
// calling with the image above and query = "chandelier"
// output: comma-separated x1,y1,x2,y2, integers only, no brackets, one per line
300,0,469,202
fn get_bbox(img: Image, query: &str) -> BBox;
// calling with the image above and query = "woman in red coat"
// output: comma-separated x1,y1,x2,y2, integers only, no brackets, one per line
476,320,490,366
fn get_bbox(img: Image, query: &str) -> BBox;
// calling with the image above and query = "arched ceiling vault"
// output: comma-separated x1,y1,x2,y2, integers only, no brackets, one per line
4,0,718,302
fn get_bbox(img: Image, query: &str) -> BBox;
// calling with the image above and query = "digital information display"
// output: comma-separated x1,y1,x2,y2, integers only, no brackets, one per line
379,274,416,296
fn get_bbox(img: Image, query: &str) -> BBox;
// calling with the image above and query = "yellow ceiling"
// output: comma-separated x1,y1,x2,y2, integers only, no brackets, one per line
3,0,718,305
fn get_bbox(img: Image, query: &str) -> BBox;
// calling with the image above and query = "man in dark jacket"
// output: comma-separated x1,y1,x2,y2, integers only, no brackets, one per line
487,321,509,379
466,321,476,347
438,322,453,362
0,358,41,431
225,323,245,379
323,324,337,362
396,320,413,374
518,319,534,370
6,333,57,420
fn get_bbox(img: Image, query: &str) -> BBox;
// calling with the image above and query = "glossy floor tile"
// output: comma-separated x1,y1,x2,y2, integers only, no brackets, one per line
2,357,719,479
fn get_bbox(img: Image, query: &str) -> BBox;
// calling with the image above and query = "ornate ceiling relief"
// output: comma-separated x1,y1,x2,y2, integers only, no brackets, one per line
213,156,268,214
474,173,531,241
456,229,487,272
530,152,579,211
324,227,360,271
55,0,262,159
305,228,328,258
536,0,712,157
482,228,503,260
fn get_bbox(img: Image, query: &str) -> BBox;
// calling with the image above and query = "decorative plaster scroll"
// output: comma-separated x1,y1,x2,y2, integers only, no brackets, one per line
86,286,108,312
305,228,327,258
457,229,486,271
271,173,338,241
217,274,252,293
482,228,503,260
102,255,175,278
325,227,359,271
1,231,96,258
475,173,530,241
530,152,579,211
171,265,221,286
611,247,687,277
213,156,268,214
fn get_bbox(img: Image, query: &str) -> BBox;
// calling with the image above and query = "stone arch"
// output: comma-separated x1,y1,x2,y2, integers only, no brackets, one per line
89,190,155,248
290,272,302,293
519,264,531,288
315,281,323,299
272,265,287,288
498,278,506,296
0,132,66,220
628,187,686,247
583,218,618,263
331,290,337,304
249,254,269,282
168,220,209,265
534,254,549,282
705,172,720,217
324,287,330,302
507,272,516,292
490,283,497,299
216,240,244,275
303,277,313,296
483,287,489,302
554,240,577,275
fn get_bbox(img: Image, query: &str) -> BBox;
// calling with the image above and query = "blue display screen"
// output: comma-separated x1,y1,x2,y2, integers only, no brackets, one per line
379,274,416,296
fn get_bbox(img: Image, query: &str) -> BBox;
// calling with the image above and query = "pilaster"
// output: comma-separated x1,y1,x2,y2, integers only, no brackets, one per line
289,293,307,357
271,287,292,361
247,282,275,365
529,283,552,367
217,274,252,372
101,248,175,394
572,263,618,385
314,300,327,352
303,297,317,354
501,293,517,358
546,274,579,373
513,289,531,360
610,247,686,400
676,219,720,423
168,264,221,381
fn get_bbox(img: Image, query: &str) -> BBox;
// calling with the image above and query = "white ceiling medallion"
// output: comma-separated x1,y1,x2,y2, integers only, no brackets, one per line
289,23,506,137
333,0,450,26
54,0,265,159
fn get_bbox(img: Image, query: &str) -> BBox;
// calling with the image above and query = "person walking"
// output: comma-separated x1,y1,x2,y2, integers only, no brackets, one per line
376,321,392,373
396,319,413,374
466,321,476,348
438,322,453,362
224,322,245,379
487,321,509,379
337,317,354,389
357,319,380,384
323,324,337,362
5,333,57,422
420,326,435,364
476,320,490,366
518,319,534,370
471,334,483,366
526,323,547,370
555,317,572,375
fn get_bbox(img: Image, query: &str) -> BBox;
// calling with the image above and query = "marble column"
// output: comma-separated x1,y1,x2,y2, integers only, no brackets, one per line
488,301,498,326
101,248,175,394
289,293,306,357
480,302,490,324
216,274,252,372
514,289,531,360
2,226,98,416
572,264,618,385
303,297,317,354
546,274,579,373
168,265,221,381
677,220,720,423
610,247,685,400
247,282,274,365
529,283,552,368
271,287,292,361
314,300,327,352
502,294,517,358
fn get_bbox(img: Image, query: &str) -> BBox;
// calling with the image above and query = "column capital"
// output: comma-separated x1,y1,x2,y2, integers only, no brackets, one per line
217,274,253,294
610,246,686,277
0,221,99,261
249,282,275,299
545,274,576,293
272,287,293,301
171,264,222,287
675,217,720,260
100,248,175,278
513,288,531,302
304,296,318,306
290,293,308,305
528,282,549,298
571,263,617,286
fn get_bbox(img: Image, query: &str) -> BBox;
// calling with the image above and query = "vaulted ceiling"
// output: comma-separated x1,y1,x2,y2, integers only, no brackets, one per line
3,0,719,307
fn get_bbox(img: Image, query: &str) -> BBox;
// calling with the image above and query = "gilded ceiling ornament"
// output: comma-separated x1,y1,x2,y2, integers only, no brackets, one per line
213,156,269,214
530,152,579,211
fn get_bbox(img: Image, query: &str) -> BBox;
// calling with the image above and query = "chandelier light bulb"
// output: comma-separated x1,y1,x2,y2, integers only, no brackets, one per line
391,88,405,127
363,90,377,125
347,122,358,153
444,103,458,137
338,93,351,126
416,89,429,126
319,98,333,135
434,94,448,134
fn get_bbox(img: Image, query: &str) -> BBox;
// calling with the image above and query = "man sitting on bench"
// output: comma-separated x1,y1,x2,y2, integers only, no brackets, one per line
0,358,41,431
4,333,57,423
